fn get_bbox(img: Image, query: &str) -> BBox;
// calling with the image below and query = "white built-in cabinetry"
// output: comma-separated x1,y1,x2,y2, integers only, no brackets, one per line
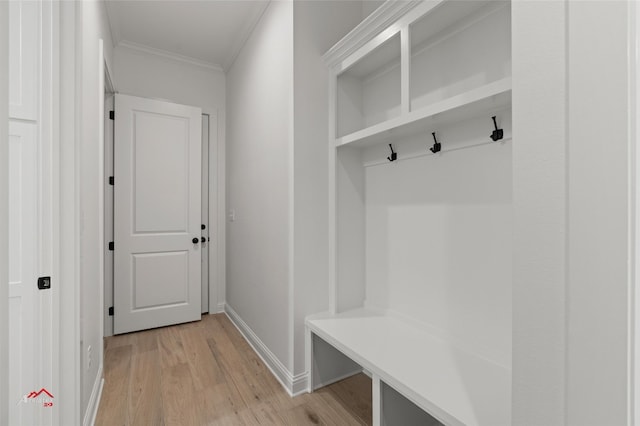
307,1,512,425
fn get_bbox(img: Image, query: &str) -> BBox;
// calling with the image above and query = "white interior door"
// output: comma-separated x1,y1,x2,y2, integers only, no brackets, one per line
114,94,202,334
8,1,54,423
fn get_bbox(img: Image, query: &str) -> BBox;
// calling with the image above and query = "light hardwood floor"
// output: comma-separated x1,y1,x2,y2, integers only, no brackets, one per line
96,313,372,426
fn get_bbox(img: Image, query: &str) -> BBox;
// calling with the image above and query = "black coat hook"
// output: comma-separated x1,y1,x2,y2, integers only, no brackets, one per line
490,116,504,141
387,144,397,162
430,132,441,153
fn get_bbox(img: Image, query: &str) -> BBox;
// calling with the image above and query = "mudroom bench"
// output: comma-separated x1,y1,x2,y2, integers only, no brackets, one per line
306,310,511,426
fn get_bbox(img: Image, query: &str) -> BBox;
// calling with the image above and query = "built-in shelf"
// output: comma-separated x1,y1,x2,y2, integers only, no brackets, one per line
336,32,402,138
313,1,513,424
409,1,511,112
336,77,511,148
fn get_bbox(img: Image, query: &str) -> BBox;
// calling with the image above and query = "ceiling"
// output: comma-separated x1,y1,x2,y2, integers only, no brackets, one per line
105,0,270,71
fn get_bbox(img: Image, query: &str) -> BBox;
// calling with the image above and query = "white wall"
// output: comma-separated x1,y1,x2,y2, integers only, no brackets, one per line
78,0,113,420
292,0,367,378
0,1,8,423
512,2,634,425
112,44,227,324
114,45,225,115
226,0,294,371
227,0,383,388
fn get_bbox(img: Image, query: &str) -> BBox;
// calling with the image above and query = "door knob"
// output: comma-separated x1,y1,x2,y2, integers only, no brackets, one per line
201,237,206,243
192,237,199,244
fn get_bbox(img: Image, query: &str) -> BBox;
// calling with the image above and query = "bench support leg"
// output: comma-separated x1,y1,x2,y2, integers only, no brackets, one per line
305,325,314,392
373,374,382,426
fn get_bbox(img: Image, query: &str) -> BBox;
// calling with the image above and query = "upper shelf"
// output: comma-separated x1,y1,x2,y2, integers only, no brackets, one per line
332,0,511,146
336,77,511,148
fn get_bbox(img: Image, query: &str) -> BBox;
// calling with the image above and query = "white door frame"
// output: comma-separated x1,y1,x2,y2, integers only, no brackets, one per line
87,38,107,426
202,113,210,314
207,110,221,313
631,4,640,424
56,1,80,424
0,1,9,424
103,79,115,337
631,1,639,423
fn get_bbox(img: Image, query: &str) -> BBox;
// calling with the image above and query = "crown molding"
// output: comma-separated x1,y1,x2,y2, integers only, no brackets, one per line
117,40,224,73
222,0,270,72
322,0,421,68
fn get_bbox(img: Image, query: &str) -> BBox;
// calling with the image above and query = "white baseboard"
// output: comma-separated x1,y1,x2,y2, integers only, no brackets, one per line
83,365,104,426
224,304,309,396
214,302,226,314
291,371,309,396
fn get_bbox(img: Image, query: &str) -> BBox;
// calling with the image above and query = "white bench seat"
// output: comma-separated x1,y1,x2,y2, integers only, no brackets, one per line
306,309,511,426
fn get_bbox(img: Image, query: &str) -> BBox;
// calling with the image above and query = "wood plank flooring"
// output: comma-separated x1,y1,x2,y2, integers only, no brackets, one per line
96,313,372,426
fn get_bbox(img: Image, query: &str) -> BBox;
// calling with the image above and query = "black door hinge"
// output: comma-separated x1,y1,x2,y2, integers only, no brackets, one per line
109,110,114,120
109,176,114,186
108,241,114,251
108,306,114,316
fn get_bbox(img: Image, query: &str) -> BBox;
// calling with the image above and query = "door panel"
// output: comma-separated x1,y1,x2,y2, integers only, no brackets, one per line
133,112,189,233
133,251,188,309
114,94,202,334
8,0,37,120
8,122,38,425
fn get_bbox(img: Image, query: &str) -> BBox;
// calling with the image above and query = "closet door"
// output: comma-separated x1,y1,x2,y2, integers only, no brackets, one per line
8,1,53,423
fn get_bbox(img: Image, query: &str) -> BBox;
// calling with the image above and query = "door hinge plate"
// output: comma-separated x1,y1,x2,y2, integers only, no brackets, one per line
108,306,114,316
